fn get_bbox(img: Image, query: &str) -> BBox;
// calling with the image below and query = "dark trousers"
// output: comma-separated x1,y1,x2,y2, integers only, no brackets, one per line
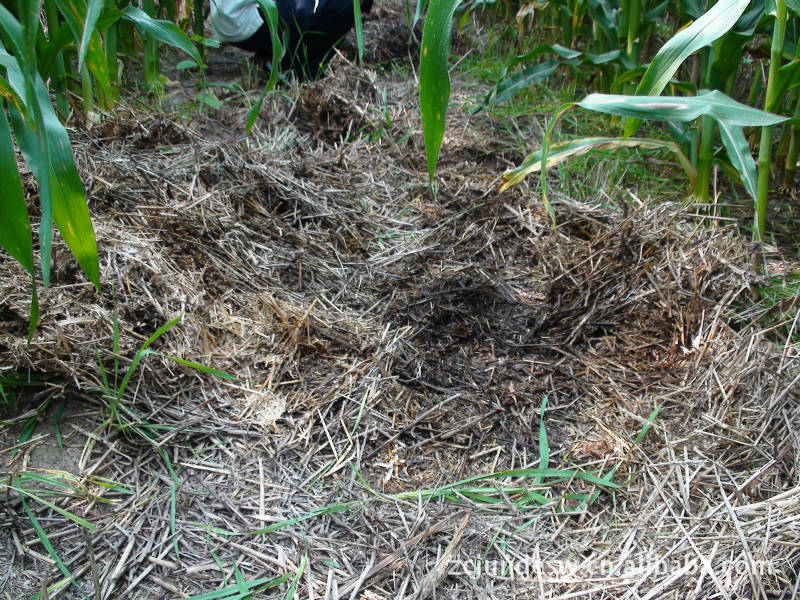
230,0,366,79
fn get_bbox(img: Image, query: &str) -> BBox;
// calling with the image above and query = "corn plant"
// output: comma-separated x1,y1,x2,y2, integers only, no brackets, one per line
420,0,800,255
0,1,203,335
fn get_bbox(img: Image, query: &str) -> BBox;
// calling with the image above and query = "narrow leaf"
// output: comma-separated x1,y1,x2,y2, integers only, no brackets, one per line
0,103,34,274
419,0,463,182
78,0,105,71
501,136,696,191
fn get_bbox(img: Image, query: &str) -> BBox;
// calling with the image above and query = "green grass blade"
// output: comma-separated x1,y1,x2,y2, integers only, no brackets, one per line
116,348,157,401
233,561,252,600
419,0,463,182
140,315,182,352
624,0,750,136
19,493,91,600
121,6,202,65
184,574,291,600
0,102,34,274
284,552,307,600
11,483,96,530
536,396,549,485
352,0,363,64
163,355,237,379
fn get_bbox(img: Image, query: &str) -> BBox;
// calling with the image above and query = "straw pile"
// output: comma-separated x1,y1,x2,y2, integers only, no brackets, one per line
1,5,798,598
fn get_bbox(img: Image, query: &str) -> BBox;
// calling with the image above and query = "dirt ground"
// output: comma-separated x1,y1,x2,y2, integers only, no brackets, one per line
1,4,799,599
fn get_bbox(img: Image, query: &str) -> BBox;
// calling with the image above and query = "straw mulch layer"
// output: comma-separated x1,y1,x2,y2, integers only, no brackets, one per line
2,10,799,598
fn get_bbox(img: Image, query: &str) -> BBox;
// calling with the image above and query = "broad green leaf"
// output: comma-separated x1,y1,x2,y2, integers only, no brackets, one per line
34,79,100,288
1,48,100,290
0,103,33,274
580,91,787,201
419,0,463,182
624,0,750,136
582,90,788,126
0,6,25,66
17,0,43,79
121,6,202,66
0,49,54,287
481,45,630,110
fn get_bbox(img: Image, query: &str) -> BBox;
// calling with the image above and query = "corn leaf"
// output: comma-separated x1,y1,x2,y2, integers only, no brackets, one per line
54,0,114,108
420,0,463,182
500,136,696,191
624,0,750,136
35,78,100,289
580,91,787,201
0,6,26,70
0,49,100,290
581,90,788,126
121,6,202,66
79,0,105,71
0,103,33,274
718,119,759,200
247,0,282,133
352,0,364,64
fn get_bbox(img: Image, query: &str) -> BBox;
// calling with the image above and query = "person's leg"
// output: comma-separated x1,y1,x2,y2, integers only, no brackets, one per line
301,0,357,77
227,10,274,62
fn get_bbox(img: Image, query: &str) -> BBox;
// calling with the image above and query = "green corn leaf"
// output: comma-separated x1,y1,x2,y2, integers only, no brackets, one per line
501,136,696,191
17,0,43,78
353,0,363,64
0,48,99,291
247,0,282,134
583,90,788,126
0,73,25,112
718,112,759,200
34,80,100,288
419,0,463,182
78,0,105,71
54,0,114,109
0,103,33,274
580,90,787,201
624,0,750,137
482,60,560,109
121,6,202,66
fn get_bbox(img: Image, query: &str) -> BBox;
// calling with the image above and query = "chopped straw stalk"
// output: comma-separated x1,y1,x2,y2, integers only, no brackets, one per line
1,11,798,598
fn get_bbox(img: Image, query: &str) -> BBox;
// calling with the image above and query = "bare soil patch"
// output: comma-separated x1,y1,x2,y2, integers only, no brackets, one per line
1,5,799,598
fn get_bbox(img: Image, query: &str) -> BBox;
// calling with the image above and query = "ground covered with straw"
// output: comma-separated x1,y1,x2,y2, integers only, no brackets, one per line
1,4,799,599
